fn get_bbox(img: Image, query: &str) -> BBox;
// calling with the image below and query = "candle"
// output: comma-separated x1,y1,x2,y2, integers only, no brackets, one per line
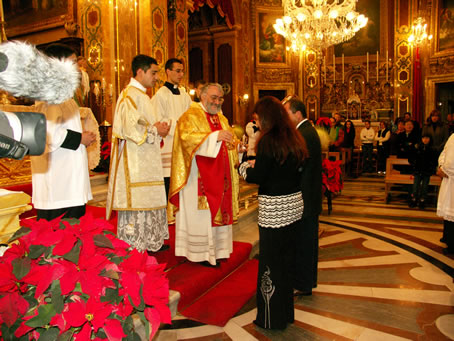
386,50,388,82
376,51,379,81
366,52,369,82
109,83,113,96
102,77,106,90
342,53,344,83
333,53,335,83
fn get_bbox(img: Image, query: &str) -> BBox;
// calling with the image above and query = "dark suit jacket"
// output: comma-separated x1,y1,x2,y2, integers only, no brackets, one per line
298,120,322,217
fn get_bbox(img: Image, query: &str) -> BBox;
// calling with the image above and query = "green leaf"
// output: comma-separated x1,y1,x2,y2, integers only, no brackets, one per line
62,240,81,264
25,304,56,328
107,254,123,265
95,328,107,338
38,327,60,341
51,281,64,314
1,318,22,341
12,257,31,280
136,311,149,339
7,226,31,243
56,330,74,341
100,268,119,280
62,217,79,226
93,234,114,249
101,287,122,304
29,244,46,259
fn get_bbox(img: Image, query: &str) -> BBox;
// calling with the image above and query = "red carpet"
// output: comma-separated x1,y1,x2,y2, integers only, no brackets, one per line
180,259,258,326
166,241,252,310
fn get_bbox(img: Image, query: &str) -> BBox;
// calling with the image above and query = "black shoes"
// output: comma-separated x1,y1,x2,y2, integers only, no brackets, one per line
147,244,170,255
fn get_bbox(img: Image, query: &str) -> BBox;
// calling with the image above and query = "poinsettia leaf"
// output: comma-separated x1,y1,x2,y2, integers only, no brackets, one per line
103,319,126,341
62,218,79,226
12,257,31,280
62,240,81,264
7,227,31,243
100,269,119,280
56,330,74,341
1,315,22,340
25,304,56,328
101,287,122,304
107,255,123,265
93,235,114,249
135,311,149,341
29,245,46,259
37,327,59,341
50,281,64,314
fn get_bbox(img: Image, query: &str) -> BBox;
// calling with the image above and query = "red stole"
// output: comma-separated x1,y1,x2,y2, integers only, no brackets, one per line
196,112,233,226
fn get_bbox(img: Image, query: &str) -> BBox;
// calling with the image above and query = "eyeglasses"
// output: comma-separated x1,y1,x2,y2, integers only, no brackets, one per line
210,95,224,103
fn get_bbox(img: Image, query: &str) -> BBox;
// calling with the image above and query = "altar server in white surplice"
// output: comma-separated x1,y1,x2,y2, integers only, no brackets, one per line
106,55,171,253
150,58,192,197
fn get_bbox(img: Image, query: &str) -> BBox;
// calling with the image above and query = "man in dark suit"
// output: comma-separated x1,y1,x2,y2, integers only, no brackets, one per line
284,97,322,295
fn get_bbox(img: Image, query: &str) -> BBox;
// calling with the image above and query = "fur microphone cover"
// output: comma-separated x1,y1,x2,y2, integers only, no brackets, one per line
0,41,80,104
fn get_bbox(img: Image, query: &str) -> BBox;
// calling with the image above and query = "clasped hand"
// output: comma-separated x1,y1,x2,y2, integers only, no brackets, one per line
154,121,170,138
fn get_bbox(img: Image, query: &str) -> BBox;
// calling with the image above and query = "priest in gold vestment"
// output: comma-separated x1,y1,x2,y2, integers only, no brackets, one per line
106,55,170,252
168,83,239,265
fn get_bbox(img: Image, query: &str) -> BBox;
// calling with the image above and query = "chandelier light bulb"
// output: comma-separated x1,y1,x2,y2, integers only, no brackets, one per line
297,13,306,22
314,10,323,19
284,16,292,24
329,10,338,19
346,12,356,21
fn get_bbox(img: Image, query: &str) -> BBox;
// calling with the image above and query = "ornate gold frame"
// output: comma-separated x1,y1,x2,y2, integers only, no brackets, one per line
5,1,76,38
430,0,454,57
253,82,295,102
255,6,289,68
425,74,454,120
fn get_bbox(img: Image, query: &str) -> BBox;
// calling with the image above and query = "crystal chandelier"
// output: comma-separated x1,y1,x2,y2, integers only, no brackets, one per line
408,17,432,46
273,0,368,52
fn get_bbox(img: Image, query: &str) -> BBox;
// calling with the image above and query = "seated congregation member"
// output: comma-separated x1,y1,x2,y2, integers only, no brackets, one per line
31,43,96,221
404,112,420,135
389,118,405,155
375,120,391,174
408,134,437,209
239,96,308,330
396,120,420,159
106,54,170,252
169,83,239,266
360,120,375,173
422,109,450,157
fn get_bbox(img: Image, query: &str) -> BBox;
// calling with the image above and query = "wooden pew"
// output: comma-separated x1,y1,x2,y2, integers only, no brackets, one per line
384,157,441,203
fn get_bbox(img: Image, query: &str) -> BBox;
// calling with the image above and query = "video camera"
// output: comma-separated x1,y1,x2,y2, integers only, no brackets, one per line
0,41,80,160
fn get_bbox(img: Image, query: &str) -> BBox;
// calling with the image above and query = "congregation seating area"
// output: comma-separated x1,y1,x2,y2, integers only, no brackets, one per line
384,156,441,203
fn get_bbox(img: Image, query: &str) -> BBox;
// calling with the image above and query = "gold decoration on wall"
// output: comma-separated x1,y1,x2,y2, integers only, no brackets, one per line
0,157,31,187
256,69,293,82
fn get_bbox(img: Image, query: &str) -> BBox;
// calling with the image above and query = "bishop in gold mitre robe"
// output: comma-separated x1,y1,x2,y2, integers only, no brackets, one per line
168,85,239,265
106,77,168,252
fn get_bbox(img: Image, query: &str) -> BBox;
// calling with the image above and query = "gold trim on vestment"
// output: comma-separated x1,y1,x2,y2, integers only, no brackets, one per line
123,146,132,208
130,181,165,187
198,195,209,210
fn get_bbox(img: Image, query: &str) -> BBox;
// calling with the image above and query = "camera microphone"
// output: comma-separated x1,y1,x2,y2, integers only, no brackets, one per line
0,41,80,104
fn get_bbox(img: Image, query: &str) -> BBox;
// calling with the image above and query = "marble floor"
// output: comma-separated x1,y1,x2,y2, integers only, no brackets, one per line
155,175,454,341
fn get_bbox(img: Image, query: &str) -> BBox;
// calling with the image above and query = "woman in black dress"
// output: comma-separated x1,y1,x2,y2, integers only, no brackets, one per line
239,96,308,329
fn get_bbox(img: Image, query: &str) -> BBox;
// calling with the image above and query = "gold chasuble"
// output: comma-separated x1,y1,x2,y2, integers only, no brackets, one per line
168,104,239,225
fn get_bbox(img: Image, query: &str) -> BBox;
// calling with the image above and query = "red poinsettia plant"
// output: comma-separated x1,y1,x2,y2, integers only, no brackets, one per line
322,158,344,194
0,214,171,340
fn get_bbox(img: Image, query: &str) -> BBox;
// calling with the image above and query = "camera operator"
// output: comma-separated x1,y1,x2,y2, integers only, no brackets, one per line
31,43,96,221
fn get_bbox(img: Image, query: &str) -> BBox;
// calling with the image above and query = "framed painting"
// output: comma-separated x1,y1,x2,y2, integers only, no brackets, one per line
255,7,288,67
432,0,454,56
334,0,387,58
3,0,75,37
